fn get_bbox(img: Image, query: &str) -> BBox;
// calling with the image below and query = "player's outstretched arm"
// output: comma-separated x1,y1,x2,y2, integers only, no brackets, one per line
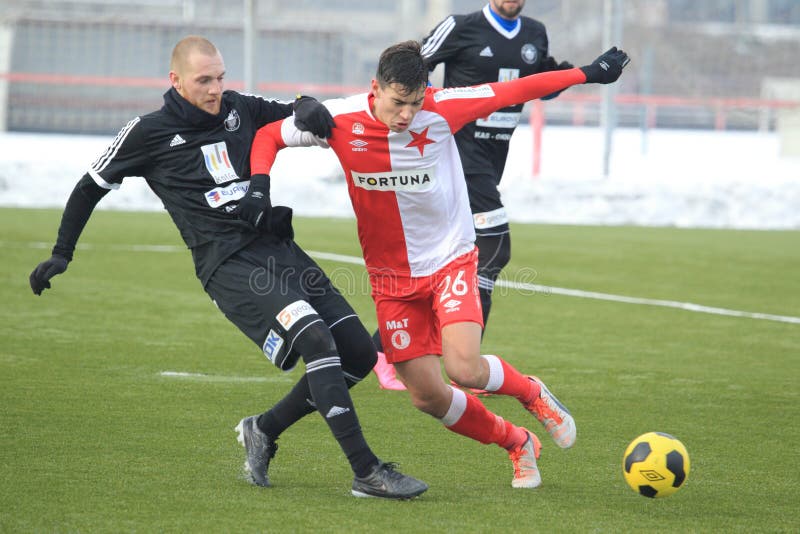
29,175,108,295
436,47,629,132
579,47,630,84
540,58,575,101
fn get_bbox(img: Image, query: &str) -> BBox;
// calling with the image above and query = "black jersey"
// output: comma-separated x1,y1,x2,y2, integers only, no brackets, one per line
88,88,294,285
422,4,559,179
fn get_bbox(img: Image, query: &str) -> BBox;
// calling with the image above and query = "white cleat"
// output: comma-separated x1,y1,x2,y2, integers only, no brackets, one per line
523,376,577,449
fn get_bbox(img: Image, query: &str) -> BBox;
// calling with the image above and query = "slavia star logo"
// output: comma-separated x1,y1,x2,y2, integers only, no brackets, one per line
405,127,436,156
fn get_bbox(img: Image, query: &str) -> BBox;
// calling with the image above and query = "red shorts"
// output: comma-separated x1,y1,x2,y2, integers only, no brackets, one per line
372,248,484,364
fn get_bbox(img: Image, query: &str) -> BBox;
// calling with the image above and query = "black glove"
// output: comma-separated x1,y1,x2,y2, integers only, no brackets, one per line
235,174,272,230
556,60,574,71
580,47,630,84
293,95,335,138
30,254,69,295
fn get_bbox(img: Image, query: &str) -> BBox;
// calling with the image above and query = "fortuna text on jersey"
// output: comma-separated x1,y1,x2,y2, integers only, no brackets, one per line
352,168,435,192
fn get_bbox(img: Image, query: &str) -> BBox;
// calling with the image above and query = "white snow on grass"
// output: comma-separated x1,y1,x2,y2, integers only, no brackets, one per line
1,126,798,229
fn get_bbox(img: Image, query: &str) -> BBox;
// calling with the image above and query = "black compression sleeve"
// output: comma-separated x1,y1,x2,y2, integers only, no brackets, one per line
52,174,109,260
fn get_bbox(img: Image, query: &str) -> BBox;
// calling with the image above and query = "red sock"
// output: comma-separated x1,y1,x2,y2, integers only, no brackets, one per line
442,387,517,447
483,354,541,402
499,421,529,450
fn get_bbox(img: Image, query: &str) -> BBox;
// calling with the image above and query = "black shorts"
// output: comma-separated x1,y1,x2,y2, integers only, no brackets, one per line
465,173,510,236
205,235,358,371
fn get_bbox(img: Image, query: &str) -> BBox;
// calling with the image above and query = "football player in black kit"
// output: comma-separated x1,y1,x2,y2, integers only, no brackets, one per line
371,0,572,392
28,35,427,500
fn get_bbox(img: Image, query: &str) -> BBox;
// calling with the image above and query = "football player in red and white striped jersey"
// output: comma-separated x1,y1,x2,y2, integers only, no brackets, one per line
252,40,628,488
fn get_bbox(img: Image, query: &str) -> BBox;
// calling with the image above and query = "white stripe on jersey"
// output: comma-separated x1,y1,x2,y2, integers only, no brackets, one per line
271,91,477,278
421,16,456,58
236,90,287,104
88,168,120,190
386,110,475,276
477,275,495,291
91,116,140,174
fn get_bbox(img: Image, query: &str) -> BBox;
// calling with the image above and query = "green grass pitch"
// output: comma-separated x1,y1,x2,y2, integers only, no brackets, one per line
2,207,798,532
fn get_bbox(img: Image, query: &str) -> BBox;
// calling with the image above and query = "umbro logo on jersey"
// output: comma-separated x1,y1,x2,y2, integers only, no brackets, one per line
349,139,368,152
480,46,494,57
325,406,351,419
169,134,186,147
443,299,462,313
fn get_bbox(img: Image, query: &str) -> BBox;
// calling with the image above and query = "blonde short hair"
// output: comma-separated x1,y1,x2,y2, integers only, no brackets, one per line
170,35,218,72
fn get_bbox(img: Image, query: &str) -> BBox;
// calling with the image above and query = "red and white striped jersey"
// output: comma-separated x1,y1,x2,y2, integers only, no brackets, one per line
251,68,585,277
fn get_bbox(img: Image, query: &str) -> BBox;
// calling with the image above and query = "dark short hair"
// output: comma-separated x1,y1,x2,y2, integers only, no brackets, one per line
375,40,428,95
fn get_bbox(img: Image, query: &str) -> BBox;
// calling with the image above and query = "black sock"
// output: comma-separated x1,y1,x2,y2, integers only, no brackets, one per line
257,372,362,440
257,378,316,439
475,232,511,332
305,353,378,477
371,329,384,352
478,286,493,328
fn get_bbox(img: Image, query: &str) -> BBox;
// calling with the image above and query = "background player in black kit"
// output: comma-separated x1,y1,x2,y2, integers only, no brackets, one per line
371,0,573,391
28,35,427,500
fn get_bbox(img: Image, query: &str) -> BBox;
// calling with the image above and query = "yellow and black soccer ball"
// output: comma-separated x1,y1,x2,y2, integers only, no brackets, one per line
622,432,690,498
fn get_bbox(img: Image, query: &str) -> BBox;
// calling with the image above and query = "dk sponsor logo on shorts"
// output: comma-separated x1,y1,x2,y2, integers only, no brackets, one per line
262,329,284,364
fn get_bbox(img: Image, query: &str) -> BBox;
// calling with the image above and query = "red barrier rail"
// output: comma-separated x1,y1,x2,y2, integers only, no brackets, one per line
5,71,796,110
0,71,364,95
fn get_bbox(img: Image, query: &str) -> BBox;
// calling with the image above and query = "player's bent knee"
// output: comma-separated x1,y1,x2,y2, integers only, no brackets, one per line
292,320,337,360
330,316,377,379
476,234,511,276
444,354,485,389
409,393,445,418
495,236,511,270
447,368,484,390
407,385,452,418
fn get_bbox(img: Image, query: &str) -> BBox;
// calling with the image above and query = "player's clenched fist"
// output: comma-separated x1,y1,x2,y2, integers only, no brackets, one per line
235,173,272,230
30,254,69,295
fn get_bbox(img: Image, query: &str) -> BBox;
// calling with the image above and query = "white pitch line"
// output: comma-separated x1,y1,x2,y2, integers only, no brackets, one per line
159,371,291,383
12,241,799,325
15,241,187,253
305,250,800,325
491,280,800,324
308,250,365,266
